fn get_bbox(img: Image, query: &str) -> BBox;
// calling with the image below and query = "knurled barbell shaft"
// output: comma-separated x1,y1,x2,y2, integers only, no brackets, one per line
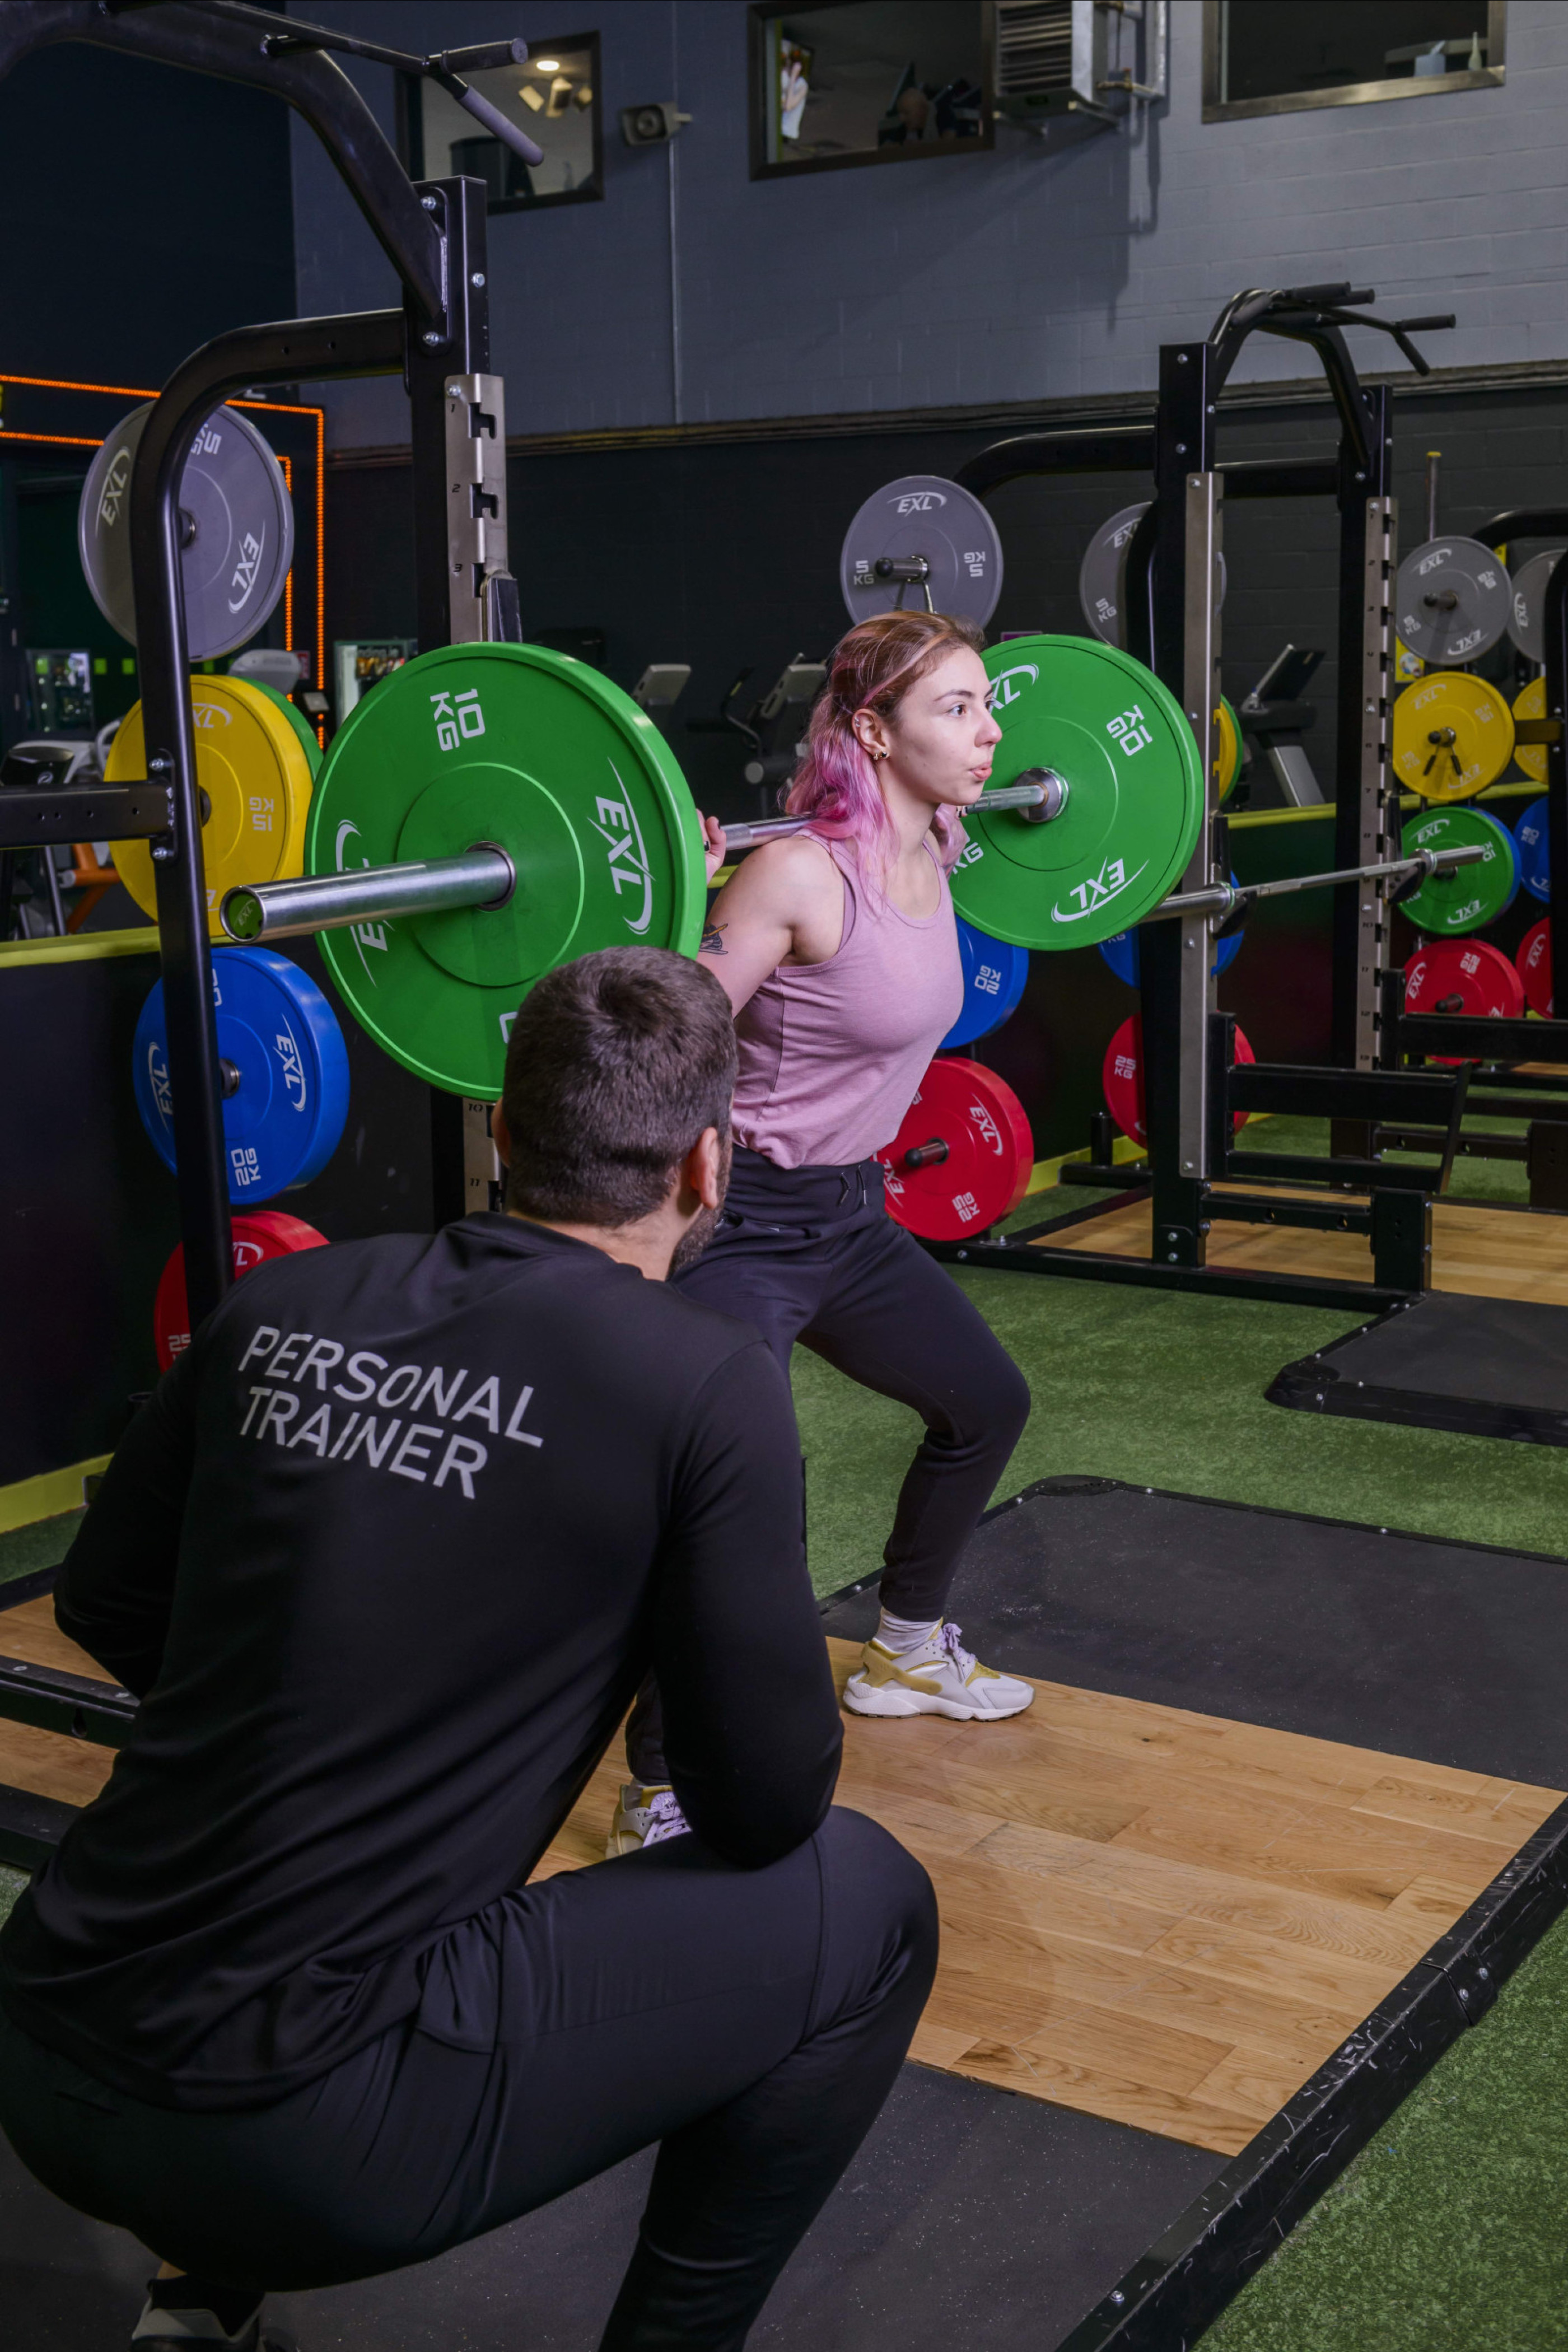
221,848,516,944
720,775,1060,854
1154,842,1488,923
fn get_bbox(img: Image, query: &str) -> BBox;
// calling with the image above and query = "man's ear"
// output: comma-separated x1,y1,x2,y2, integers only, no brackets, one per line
491,1100,511,1168
682,1126,722,1211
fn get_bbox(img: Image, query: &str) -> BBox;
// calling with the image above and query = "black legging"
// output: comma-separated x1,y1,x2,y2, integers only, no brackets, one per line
0,1809,935,2351
627,1149,1030,1785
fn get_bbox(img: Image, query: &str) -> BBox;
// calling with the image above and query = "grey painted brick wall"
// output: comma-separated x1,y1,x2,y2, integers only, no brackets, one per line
293,1,1568,449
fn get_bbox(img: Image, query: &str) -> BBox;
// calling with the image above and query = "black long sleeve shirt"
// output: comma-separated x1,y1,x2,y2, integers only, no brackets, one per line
0,1214,841,2110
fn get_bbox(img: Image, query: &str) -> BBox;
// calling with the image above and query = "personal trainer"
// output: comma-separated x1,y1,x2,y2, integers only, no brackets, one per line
615,611,1034,1854
0,948,937,2352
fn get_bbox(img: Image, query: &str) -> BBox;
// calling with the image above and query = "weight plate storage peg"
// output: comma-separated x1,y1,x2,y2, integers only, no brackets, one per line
874,1059,1033,1242
951,635,1204,950
108,675,315,937
1514,675,1549,786
1103,1015,1254,1147
1506,548,1567,665
1394,536,1512,666
79,401,295,662
154,1210,328,1371
941,916,1030,1049
839,475,1002,630
1077,503,1227,650
1518,919,1554,1018
306,643,707,1098
133,945,349,1205
1515,800,1550,902
1392,672,1514,802
1399,805,1520,936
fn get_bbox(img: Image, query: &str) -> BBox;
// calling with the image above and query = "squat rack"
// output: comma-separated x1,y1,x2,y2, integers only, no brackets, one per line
0,0,534,1327
940,281,1528,1306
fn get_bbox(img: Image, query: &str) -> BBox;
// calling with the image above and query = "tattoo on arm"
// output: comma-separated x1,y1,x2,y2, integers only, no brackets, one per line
701,921,727,954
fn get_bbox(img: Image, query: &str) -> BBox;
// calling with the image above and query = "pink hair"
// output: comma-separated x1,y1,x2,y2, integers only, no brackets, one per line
785,610,984,876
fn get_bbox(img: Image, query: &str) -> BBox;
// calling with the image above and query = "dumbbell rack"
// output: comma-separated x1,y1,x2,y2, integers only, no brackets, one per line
0,2,529,1328
941,282,1542,1305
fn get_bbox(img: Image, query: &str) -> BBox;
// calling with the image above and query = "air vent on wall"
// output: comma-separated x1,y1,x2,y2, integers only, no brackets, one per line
993,0,1166,144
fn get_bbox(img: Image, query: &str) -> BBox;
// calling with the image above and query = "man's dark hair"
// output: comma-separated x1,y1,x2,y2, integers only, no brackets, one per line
501,947,736,1226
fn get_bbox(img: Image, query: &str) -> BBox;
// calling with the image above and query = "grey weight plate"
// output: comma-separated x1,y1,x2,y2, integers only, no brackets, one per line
1506,547,1567,665
1077,502,1225,649
839,475,1002,629
79,400,295,660
1395,535,1511,666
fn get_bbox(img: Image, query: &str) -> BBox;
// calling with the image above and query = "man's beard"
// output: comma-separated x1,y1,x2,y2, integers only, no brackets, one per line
670,1130,733,1277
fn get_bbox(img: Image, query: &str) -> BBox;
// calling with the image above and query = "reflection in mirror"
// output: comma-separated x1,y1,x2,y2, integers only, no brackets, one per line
1206,0,1502,120
753,1,991,178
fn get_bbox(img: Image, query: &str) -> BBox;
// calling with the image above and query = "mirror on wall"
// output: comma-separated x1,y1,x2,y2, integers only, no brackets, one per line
1203,0,1504,120
401,34,603,209
750,0,992,178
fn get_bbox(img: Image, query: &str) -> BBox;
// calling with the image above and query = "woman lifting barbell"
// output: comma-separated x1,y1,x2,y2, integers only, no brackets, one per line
613,609,1034,1856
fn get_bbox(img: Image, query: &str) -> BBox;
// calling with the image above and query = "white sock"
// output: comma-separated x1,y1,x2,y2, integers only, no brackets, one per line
876,1609,941,1654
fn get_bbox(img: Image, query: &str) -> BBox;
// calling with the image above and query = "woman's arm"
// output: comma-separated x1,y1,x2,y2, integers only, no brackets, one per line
696,830,845,1014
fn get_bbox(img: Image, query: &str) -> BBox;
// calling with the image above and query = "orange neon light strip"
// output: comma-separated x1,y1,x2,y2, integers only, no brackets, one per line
0,372,327,692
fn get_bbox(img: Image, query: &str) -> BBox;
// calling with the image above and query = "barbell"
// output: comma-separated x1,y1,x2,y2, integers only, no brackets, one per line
106,635,1487,1102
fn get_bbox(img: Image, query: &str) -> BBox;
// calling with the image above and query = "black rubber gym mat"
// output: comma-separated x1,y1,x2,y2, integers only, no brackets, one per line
1268,1290,1568,1446
820,1474,1568,1788
0,2059,1219,2351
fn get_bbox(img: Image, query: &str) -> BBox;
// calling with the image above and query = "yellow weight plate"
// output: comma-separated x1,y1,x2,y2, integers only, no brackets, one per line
1395,638,1424,682
1514,674,1547,785
108,676,314,937
1392,671,1514,802
1216,697,1242,802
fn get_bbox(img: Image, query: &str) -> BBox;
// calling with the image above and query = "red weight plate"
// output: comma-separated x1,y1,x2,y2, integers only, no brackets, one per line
1404,939,1525,1063
1518,919,1553,1019
1102,1015,1253,1146
154,1210,329,1371
875,1059,1034,1242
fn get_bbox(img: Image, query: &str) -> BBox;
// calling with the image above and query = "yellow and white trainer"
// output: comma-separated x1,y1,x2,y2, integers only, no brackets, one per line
605,1783,690,1857
842,1621,1034,1721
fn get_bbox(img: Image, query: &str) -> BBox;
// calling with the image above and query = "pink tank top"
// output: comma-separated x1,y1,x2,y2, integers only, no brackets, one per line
732,837,965,1169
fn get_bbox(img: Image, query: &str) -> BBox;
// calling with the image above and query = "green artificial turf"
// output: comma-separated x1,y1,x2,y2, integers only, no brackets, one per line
0,1511,82,1589
793,1208,1568,1597
1203,1906,1568,2352
0,1867,20,1927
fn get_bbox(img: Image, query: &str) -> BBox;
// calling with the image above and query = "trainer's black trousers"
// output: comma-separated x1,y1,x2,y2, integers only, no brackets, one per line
0,1810,935,2351
628,1148,1031,1786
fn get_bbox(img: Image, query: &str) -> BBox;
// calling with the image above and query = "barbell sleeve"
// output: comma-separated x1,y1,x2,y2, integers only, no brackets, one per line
221,847,516,944
718,774,1061,855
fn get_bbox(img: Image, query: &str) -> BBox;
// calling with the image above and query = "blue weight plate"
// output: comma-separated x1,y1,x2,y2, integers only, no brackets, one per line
133,945,349,1205
941,916,1030,1049
1515,800,1550,903
1099,892,1244,987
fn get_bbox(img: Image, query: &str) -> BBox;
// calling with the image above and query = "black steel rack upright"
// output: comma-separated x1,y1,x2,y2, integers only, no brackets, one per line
946,284,1484,1308
0,1,527,1328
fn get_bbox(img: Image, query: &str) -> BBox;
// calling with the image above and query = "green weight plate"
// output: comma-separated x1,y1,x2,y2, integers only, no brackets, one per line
1399,804,1520,937
245,677,323,777
306,643,706,1096
954,636,1204,950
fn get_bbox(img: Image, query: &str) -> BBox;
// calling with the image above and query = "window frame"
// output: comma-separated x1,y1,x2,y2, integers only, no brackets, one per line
748,0,995,183
1201,0,1505,123
398,32,605,214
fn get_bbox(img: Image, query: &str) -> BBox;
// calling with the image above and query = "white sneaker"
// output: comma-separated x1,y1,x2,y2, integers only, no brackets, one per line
842,1621,1034,1722
605,1782,691,1857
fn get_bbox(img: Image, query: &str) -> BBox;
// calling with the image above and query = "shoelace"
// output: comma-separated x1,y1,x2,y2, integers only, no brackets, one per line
937,1621,977,1677
642,1789,690,1847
